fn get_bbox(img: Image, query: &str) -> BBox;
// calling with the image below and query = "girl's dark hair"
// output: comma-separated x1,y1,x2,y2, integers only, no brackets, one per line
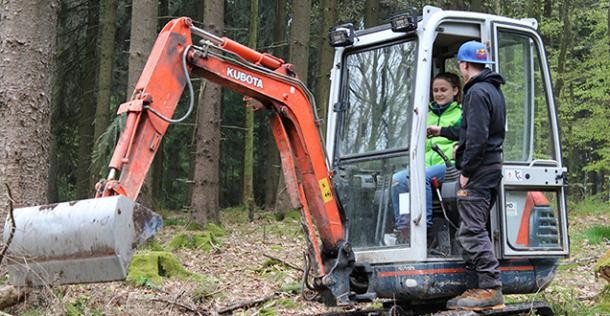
433,72,462,104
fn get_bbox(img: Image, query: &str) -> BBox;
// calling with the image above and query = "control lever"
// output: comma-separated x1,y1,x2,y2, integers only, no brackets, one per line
431,144,451,167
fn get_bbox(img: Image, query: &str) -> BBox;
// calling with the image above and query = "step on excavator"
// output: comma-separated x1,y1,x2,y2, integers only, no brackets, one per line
4,6,568,315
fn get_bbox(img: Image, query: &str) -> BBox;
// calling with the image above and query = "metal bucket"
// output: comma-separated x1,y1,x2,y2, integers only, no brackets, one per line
3,196,162,286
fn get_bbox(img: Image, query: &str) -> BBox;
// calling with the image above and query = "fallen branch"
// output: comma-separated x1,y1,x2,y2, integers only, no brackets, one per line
263,253,303,272
152,297,205,316
217,293,277,314
0,184,17,266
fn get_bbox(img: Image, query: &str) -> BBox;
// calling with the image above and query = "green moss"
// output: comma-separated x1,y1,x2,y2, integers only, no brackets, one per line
140,238,166,251
206,222,226,237
127,251,201,287
168,231,218,252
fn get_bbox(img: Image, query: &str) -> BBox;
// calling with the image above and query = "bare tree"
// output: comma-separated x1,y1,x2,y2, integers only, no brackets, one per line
93,0,118,168
127,0,159,205
0,0,59,221
288,0,312,83
263,0,287,210
275,0,313,214
190,0,225,226
315,0,337,127
365,0,379,28
243,0,259,221
75,1,100,199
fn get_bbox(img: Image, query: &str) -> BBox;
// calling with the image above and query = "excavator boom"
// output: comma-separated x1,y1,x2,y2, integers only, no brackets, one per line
5,18,351,300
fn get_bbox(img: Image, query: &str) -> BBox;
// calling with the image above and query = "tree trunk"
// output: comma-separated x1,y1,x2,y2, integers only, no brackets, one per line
190,0,224,226
527,0,541,21
75,0,100,199
288,0,311,83
470,0,482,12
365,0,379,28
315,0,336,130
493,0,502,15
451,0,466,10
243,0,258,221
275,0,312,214
554,1,571,102
263,0,287,210
0,0,58,219
543,0,553,19
127,0,158,206
93,0,118,164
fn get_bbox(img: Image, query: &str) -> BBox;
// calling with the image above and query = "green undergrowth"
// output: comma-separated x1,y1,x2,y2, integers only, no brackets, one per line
126,251,203,288
582,225,610,244
256,259,293,285
64,295,103,316
279,282,301,294
539,288,595,315
220,205,250,223
569,195,610,216
593,285,610,314
283,209,301,222
191,275,223,303
20,308,45,316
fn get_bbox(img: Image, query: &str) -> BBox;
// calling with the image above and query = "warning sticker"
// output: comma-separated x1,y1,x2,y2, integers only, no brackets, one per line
318,178,333,203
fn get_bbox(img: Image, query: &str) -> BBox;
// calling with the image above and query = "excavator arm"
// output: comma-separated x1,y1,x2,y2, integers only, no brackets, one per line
98,17,354,304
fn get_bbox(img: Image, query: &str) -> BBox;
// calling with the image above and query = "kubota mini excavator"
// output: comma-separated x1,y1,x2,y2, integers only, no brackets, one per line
5,6,569,315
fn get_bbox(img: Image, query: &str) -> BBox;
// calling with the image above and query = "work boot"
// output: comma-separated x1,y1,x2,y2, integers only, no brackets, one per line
445,289,477,309
447,288,505,311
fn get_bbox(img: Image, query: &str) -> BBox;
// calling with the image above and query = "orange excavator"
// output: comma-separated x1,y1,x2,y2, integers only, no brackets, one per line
5,6,569,314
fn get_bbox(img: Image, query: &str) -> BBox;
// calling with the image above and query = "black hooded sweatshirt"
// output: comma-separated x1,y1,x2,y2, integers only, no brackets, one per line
440,68,506,178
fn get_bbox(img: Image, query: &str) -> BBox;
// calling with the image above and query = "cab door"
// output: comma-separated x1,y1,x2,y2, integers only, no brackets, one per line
492,22,569,257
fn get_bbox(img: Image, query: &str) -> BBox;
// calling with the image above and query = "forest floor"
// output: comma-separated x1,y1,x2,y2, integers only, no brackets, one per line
5,199,610,316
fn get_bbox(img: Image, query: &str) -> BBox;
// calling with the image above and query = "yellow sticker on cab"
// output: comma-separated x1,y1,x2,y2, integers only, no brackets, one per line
318,178,333,203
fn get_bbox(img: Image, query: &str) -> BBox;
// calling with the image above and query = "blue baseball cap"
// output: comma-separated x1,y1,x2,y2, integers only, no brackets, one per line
457,41,495,64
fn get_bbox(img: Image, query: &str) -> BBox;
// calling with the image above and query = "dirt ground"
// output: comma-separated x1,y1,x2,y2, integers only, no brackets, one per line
4,206,610,315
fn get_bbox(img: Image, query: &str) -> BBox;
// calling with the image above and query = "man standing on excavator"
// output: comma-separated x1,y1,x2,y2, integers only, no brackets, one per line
428,40,506,311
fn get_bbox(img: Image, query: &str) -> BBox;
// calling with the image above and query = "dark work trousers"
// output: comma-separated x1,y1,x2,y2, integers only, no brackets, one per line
457,166,502,290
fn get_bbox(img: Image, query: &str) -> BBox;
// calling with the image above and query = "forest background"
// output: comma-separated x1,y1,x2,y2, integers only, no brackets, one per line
0,0,609,315
0,0,608,224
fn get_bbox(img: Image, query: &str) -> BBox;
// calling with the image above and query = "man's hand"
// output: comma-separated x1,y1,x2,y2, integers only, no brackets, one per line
459,174,469,188
427,126,441,138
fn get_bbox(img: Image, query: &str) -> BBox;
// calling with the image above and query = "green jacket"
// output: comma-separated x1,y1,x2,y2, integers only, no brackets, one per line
425,101,462,167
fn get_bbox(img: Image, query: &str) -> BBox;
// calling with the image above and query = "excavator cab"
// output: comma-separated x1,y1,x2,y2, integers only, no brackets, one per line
4,5,568,312
325,5,568,304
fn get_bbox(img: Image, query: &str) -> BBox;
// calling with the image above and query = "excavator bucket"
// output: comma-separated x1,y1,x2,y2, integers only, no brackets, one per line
3,196,162,286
